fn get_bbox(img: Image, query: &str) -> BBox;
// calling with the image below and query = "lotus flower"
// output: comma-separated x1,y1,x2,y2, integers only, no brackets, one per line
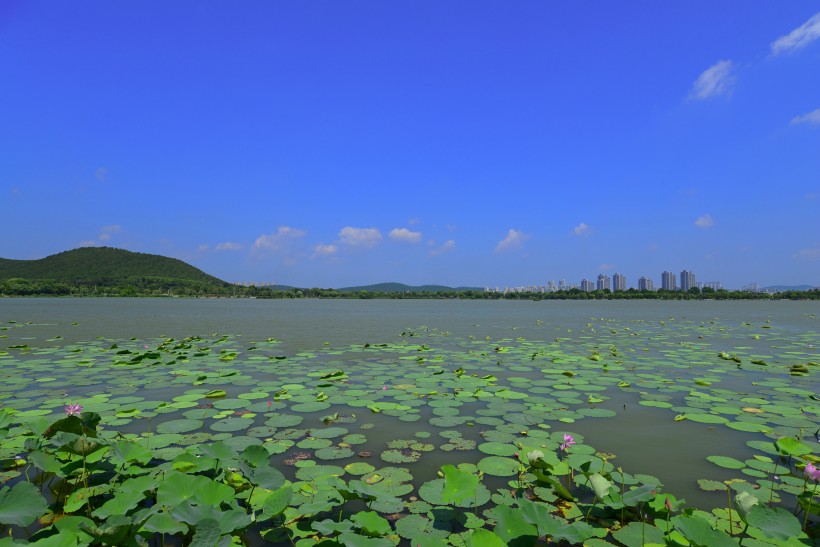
64,403,83,416
806,462,820,483
560,434,576,451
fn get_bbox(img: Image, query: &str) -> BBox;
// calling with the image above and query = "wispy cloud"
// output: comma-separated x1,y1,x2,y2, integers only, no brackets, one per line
791,108,820,127
495,229,528,253
95,167,108,182
689,60,735,100
430,240,455,256
573,222,591,237
793,247,820,260
598,263,616,272
694,214,714,228
339,226,382,247
389,227,422,243
215,241,244,251
79,240,100,247
311,243,338,258
253,226,306,251
98,224,121,242
771,12,820,55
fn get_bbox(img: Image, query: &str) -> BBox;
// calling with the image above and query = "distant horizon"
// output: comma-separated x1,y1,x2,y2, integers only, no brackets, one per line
2,245,817,292
2,3,818,288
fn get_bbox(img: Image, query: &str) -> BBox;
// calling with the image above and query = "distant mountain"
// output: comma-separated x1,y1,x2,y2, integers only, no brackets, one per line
0,247,226,285
337,282,481,293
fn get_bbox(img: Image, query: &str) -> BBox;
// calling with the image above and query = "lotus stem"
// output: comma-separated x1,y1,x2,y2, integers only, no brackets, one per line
769,457,780,507
804,482,818,532
726,487,733,535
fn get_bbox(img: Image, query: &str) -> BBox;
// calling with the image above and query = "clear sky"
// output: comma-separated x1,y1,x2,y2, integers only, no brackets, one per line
2,2,819,289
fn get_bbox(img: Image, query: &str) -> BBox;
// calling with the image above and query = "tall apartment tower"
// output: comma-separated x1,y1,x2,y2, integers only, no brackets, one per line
612,273,626,292
661,271,677,291
596,274,611,291
580,279,594,292
680,270,696,292
638,276,654,291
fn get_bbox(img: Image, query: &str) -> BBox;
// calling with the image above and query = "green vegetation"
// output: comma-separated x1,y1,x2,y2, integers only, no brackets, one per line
0,248,228,297
1,247,817,300
0,317,817,545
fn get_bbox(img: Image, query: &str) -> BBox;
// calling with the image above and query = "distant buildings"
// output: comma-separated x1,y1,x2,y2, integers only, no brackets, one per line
661,271,677,291
638,276,654,291
484,268,727,293
612,273,626,292
698,281,723,290
596,274,611,291
680,270,696,292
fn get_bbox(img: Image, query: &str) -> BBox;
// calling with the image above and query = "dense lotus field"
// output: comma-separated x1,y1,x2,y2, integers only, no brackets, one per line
0,315,818,546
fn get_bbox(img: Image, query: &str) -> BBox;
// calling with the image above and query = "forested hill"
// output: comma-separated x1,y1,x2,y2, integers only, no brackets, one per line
0,247,225,285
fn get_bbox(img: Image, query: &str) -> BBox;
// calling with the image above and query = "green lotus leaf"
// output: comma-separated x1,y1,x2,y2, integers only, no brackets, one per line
314,446,354,460
156,418,203,434
441,464,480,504
477,442,517,457
476,456,519,477
210,417,251,432
312,426,348,439
706,455,746,470
0,481,48,527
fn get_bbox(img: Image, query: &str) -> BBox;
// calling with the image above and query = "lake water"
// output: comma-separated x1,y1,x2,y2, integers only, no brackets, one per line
2,297,818,512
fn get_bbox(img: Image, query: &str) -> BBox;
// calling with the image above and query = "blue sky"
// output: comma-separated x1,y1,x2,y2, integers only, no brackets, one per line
1,2,818,289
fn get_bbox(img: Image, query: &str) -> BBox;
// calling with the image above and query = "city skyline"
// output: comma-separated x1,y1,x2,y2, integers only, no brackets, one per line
491,268,731,293
1,3,818,288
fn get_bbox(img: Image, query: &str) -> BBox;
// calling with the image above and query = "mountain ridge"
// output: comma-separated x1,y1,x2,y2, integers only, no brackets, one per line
0,247,225,285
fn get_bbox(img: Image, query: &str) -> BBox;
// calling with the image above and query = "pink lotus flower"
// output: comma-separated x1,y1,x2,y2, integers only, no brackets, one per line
805,462,820,483
64,403,83,416
267,400,272,408
560,434,576,452
665,498,673,512
382,386,387,391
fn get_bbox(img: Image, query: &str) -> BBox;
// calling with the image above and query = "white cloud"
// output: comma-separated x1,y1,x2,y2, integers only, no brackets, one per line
573,222,591,237
791,108,820,126
793,247,820,260
95,167,108,182
312,243,338,258
689,60,736,100
97,224,121,242
215,241,244,251
430,240,456,256
253,226,307,250
694,214,714,228
389,227,422,243
339,226,382,247
598,263,616,272
79,240,100,247
495,229,528,253
771,12,820,55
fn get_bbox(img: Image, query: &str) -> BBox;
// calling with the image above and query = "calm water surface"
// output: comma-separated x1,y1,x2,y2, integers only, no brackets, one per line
2,297,818,510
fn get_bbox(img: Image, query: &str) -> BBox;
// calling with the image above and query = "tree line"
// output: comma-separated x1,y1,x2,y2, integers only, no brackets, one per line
1,278,817,300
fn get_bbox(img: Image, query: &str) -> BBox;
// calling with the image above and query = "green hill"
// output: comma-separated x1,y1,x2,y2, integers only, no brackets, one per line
0,247,225,285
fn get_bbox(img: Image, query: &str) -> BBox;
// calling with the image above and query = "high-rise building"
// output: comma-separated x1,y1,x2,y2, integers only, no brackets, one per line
581,278,594,292
638,276,654,291
596,274,611,291
661,271,676,291
680,270,696,292
612,273,626,292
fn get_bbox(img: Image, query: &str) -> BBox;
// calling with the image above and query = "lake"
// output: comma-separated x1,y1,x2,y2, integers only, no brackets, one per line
1,297,818,541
